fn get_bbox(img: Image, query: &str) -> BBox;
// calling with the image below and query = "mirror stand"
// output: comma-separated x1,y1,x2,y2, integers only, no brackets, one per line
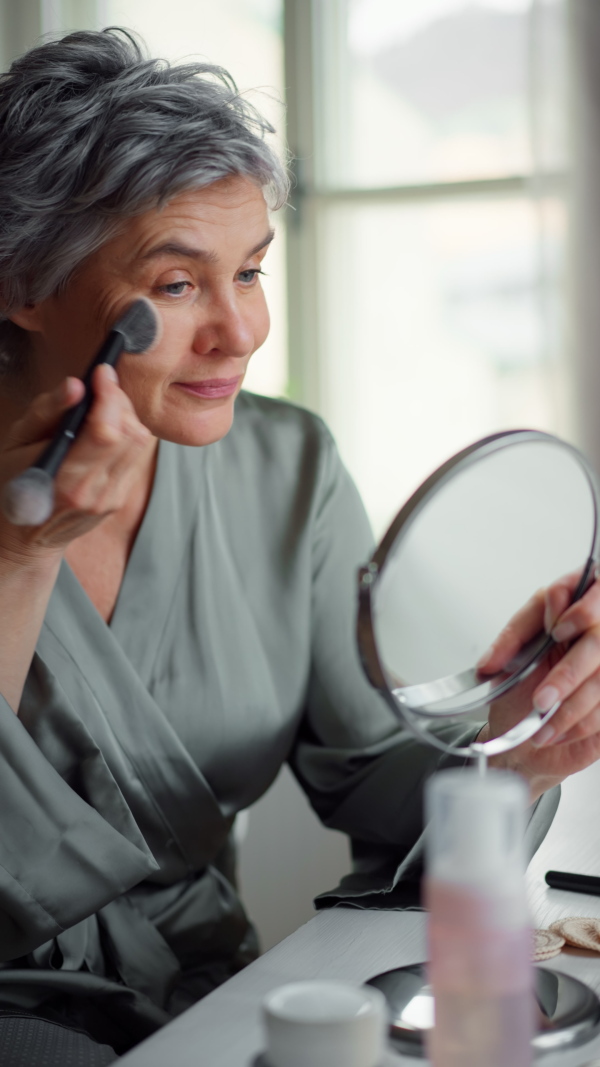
390,689,564,767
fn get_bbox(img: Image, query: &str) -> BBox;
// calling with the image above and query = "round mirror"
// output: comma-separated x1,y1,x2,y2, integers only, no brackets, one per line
357,431,600,759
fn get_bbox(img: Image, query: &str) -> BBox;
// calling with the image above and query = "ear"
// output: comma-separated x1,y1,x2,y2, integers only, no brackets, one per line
8,305,45,332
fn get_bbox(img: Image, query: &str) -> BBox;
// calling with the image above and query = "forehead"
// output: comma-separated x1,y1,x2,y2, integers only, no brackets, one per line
102,176,271,271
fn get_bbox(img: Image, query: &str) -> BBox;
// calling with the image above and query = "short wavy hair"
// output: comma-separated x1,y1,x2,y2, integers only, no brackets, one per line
0,27,288,366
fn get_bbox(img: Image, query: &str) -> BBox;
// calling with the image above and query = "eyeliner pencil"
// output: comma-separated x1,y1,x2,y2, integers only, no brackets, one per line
545,870,600,896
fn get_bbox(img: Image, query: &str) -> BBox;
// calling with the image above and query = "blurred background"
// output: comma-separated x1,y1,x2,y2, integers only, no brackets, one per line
2,0,597,949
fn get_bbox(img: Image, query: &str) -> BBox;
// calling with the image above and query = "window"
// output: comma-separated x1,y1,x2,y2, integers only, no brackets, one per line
286,0,569,532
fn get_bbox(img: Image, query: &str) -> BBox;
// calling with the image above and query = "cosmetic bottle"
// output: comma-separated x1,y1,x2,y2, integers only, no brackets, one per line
425,768,533,1067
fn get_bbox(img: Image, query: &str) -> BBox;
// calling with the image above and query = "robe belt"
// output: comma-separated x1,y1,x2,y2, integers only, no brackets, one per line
5,865,252,1013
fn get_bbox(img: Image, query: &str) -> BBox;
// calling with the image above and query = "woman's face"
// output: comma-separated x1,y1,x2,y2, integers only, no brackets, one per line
18,176,273,446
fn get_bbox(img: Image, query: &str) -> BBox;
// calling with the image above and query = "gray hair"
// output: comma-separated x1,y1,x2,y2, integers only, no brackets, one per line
0,27,288,367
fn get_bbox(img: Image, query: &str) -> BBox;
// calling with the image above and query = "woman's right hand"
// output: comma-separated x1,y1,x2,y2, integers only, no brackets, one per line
0,363,152,561
0,364,153,713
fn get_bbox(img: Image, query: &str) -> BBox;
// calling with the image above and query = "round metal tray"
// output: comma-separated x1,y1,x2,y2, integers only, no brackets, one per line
366,963,600,1058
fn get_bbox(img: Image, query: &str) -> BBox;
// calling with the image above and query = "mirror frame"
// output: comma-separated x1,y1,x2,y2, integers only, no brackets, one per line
357,430,600,759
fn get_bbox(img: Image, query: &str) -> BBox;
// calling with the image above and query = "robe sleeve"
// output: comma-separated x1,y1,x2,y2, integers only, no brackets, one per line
0,689,157,961
288,427,560,907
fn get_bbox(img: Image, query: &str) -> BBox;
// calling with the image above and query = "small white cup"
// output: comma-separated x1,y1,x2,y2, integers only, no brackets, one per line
262,979,388,1067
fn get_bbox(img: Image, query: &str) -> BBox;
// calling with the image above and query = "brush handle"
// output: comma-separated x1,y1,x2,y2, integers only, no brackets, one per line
33,331,125,478
545,870,600,896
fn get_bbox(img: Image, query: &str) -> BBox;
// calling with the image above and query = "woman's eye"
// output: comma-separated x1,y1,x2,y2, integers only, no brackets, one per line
157,280,192,297
238,268,264,285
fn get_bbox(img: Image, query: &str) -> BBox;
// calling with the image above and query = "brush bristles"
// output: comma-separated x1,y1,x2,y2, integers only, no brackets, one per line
2,468,55,525
114,297,160,354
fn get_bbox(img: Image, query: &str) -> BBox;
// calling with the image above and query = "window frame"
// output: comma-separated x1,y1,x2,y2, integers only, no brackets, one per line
283,0,568,419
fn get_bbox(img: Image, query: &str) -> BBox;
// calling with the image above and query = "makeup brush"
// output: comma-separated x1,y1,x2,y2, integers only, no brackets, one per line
2,298,160,526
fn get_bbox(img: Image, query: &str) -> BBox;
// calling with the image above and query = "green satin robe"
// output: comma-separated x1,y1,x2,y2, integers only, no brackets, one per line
0,392,558,1050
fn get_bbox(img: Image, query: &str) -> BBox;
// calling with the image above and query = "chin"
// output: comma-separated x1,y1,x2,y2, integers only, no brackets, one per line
150,399,236,447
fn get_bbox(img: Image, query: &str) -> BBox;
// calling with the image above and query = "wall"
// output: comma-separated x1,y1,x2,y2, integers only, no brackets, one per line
237,765,350,951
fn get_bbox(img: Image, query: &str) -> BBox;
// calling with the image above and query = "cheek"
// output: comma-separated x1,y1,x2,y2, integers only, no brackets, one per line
45,311,103,379
115,351,166,413
118,308,187,387
253,298,271,350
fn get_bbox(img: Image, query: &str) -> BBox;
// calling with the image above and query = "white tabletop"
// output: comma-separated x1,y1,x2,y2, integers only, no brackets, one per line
120,762,600,1067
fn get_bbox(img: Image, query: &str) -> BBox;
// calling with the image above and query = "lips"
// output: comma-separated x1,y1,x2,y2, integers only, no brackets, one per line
175,376,241,399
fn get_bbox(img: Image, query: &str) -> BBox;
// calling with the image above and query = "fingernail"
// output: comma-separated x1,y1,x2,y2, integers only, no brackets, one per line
552,621,577,643
544,602,554,634
102,364,118,382
476,645,494,670
533,685,560,712
532,724,555,747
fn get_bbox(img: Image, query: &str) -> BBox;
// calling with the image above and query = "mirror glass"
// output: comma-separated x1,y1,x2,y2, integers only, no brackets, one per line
360,432,599,756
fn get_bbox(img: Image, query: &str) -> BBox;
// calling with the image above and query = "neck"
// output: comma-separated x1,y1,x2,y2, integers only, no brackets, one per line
110,434,159,549
76,432,159,558
63,435,159,624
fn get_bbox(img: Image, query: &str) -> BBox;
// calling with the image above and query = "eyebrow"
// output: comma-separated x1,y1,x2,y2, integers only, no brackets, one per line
141,229,275,264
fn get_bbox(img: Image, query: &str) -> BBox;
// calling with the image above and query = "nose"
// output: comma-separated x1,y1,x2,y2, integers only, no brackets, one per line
192,289,253,360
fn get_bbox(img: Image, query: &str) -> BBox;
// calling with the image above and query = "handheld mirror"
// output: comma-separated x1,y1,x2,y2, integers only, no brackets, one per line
357,430,600,764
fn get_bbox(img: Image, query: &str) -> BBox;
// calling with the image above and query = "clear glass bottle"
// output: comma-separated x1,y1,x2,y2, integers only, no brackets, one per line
425,768,534,1067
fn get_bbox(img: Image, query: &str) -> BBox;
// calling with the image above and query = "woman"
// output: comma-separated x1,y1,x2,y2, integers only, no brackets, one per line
1,26,600,1063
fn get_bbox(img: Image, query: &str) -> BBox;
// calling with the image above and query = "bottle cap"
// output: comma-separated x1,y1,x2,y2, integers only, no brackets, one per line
426,768,528,890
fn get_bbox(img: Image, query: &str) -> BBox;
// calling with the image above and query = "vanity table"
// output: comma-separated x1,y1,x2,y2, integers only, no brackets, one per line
118,759,600,1067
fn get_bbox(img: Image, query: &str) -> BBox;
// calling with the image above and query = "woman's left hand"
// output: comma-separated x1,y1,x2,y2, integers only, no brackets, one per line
476,570,600,801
